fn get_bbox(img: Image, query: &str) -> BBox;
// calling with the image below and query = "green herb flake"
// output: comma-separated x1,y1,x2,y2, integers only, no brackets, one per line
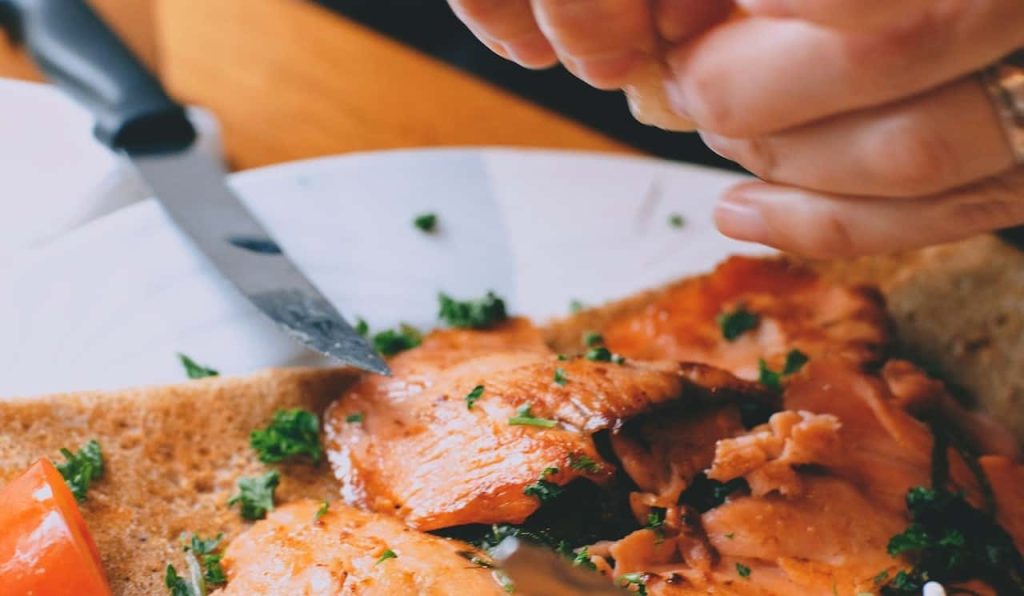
758,349,809,391
250,408,322,464
668,213,685,229
465,385,485,410
573,546,597,571
185,533,226,588
508,405,558,429
524,467,563,504
618,572,649,595
165,564,193,596
354,318,369,337
556,354,569,361
725,532,736,540
569,299,585,314
372,324,423,356
568,453,600,474
228,471,280,520
553,367,568,386
313,501,330,524
582,330,604,348
54,439,104,502
346,412,365,424
178,353,219,379
413,212,438,233
716,307,760,342
736,563,751,579
647,507,666,543
376,549,398,565
456,550,496,569
438,291,508,329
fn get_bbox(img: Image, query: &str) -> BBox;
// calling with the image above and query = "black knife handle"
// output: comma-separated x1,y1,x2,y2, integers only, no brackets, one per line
2,0,195,153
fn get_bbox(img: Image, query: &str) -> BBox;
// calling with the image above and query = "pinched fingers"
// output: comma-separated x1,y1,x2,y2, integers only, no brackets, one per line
448,0,557,68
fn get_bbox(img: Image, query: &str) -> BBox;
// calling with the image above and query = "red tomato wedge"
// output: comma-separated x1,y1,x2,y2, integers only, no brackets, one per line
0,459,112,596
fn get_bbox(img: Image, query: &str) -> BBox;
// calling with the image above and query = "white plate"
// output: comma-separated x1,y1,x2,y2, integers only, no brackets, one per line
0,148,768,397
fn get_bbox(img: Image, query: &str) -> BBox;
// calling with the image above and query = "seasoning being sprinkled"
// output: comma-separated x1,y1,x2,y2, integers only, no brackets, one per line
413,212,438,233
178,353,219,379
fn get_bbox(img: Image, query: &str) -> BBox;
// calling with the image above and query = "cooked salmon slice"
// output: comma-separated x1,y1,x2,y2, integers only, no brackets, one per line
602,256,890,381
324,319,769,531
215,500,506,595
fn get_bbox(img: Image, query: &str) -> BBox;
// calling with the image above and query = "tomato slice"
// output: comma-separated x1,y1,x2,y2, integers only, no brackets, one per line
0,459,112,596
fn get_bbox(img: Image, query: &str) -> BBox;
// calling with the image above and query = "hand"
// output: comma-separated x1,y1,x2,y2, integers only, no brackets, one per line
446,0,732,89
662,0,1024,257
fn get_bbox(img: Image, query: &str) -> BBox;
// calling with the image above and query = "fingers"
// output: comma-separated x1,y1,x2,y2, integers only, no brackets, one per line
653,0,735,44
713,168,1024,259
734,0,933,31
529,0,656,88
699,77,1017,198
665,0,1024,136
448,0,557,68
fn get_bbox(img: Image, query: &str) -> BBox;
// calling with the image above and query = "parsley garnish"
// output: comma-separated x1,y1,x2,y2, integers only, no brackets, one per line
165,565,192,596
54,439,104,502
250,408,322,464
465,385,485,409
758,349,809,390
553,368,568,386
508,405,557,428
523,467,563,503
371,324,423,356
618,572,649,595
568,453,600,473
716,307,760,341
376,549,398,565
228,471,280,520
647,508,666,543
584,347,626,364
413,212,438,233
668,213,685,229
680,473,748,513
582,330,603,347
185,533,226,588
438,291,508,329
314,501,329,523
736,563,751,578
354,318,369,337
569,299,585,314
178,353,218,379
346,412,364,424
573,546,597,571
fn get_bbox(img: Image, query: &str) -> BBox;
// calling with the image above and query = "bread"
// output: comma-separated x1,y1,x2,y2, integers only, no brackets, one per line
0,367,357,595
546,234,1024,443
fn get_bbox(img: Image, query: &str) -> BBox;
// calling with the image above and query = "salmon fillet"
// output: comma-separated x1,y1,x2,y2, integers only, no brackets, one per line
603,256,890,381
324,319,769,531
215,500,505,595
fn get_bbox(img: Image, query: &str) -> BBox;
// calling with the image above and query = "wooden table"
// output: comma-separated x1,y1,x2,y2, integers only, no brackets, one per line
0,0,631,170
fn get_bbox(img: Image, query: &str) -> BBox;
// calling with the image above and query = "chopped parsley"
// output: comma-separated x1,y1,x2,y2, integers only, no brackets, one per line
582,330,603,347
165,565,192,596
178,353,218,379
668,213,685,229
54,439,104,502
553,367,568,386
250,408,322,464
680,473,748,513
413,212,438,233
569,299,585,313
354,317,369,337
508,405,558,428
568,453,600,474
716,307,760,341
346,412,365,424
438,292,508,329
573,546,597,571
314,501,330,523
736,563,751,578
524,467,563,503
228,471,280,520
376,549,398,565
647,508,666,543
618,572,649,595
185,533,226,589
371,324,423,356
584,346,625,365
725,532,736,540
758,349,809,390
465,385,485,410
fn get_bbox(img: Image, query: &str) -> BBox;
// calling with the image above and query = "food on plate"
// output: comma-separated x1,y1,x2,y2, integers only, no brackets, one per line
1,249,1023,595
0,459,112,596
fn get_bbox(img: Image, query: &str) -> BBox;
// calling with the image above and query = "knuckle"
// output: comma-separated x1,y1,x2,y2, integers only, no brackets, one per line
866,118,958,196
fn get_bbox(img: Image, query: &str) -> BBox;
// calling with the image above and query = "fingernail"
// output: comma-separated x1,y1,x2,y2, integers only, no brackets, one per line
663,79,692,121
715,191,772,242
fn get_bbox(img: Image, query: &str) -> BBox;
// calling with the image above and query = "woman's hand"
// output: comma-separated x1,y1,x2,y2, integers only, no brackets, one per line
664,0,1024,257
446,0,732,89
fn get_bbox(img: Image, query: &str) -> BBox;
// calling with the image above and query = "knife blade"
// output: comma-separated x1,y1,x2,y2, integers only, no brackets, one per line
3,0,388,375
490,538,626,595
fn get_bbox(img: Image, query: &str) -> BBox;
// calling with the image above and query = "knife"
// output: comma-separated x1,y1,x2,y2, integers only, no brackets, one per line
490,538,627,595
0,0,389,375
